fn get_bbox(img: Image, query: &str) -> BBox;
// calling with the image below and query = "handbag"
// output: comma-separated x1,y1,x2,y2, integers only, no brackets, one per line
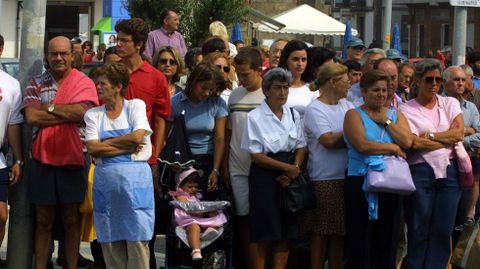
452,219,480,268
366,109,416,195
284,167,316,214
438,98,474,187
283,107,316,214
454,142,474,188
366,155,416,195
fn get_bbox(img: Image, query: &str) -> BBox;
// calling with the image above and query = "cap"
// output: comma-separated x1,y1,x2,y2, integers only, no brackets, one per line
386,49,402,60
71,37,82,44
347,37,365,48
175,167,203,188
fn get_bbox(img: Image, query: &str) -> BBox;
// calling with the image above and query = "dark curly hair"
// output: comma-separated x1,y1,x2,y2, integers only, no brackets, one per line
303,46,336,82
201,36,228,56
114,18,150,54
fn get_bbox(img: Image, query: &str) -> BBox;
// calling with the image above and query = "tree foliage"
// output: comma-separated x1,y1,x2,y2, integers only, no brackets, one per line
126,0,248,47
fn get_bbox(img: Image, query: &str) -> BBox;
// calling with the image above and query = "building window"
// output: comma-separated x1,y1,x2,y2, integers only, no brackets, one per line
417,24,424,57
441,24,450,49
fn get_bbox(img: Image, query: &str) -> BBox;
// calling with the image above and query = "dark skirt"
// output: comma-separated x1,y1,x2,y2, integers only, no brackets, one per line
248,152,299,242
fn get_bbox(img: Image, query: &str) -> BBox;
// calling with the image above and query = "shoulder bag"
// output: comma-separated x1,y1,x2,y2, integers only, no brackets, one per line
284,108,316,214
366,109,416,195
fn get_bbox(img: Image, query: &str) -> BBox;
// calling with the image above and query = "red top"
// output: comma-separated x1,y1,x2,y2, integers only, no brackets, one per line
83,52,95,63
126,61,171,164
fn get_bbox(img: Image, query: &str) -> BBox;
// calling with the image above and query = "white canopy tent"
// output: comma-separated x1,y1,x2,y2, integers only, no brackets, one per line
255,4,358,36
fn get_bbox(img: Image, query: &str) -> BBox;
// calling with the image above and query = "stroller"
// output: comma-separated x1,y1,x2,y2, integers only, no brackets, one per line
158,113,234,269
162,168,233,269
165,199,233,269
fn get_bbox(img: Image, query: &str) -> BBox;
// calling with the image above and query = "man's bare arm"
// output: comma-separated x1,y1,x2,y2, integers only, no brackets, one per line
25,104,86,127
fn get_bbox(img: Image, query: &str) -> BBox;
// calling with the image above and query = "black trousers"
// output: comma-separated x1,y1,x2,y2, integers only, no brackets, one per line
343,176,402,269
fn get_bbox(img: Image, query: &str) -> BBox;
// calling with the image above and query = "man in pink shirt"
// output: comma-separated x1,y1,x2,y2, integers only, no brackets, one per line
143,9,187,59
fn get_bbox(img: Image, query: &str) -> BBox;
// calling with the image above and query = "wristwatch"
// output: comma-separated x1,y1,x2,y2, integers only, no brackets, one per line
15,160,24,166
384,119,393,128
47,104,56,113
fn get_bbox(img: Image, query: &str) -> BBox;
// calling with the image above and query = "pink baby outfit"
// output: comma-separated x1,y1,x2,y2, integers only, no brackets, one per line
170,189,227,228
169,167,227,228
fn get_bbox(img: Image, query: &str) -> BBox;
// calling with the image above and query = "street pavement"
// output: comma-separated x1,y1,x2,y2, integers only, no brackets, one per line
0,219,166,268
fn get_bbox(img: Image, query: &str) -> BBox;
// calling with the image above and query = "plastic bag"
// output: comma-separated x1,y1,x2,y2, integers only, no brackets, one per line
169,200,230,214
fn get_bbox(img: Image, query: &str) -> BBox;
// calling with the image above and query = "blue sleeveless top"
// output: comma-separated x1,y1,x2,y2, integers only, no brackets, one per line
345,107,398,177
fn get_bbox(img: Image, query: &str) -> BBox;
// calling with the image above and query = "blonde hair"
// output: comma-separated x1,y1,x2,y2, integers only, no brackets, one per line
151,46,186,83
310,63,348,91
209,21,229,42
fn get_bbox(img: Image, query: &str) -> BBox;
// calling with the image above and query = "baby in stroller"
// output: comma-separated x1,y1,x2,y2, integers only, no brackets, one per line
169,167,228,261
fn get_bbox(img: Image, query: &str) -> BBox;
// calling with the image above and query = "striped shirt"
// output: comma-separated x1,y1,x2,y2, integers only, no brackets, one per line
227,86,265,176
22,70,95,150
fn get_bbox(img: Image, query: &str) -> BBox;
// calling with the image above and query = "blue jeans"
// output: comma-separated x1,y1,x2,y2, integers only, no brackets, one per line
404,162,461,269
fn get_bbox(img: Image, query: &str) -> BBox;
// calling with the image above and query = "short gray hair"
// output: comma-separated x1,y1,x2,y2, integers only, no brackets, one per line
443,66,464,81
415,58,443,78
262,68,293,92
460,64,474,76
269,38,289,52
360,48,386,66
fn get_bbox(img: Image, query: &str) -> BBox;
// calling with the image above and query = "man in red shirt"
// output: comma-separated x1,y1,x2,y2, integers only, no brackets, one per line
114,18,171,268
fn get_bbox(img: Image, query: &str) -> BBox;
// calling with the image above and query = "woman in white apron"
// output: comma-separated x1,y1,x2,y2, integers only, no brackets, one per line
84,63,154,269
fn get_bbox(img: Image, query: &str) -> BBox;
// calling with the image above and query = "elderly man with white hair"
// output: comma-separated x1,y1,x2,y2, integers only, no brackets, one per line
443,65,480,249
346,48,386,107
460,64,480,111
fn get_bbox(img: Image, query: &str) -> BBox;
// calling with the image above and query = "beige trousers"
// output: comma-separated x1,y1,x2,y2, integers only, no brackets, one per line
101,240,150,269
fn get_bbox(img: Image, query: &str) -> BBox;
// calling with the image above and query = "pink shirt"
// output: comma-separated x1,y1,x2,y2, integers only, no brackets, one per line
400,95,462,178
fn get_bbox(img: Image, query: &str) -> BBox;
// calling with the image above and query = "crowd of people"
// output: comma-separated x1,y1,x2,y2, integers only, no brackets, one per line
1,7,480,269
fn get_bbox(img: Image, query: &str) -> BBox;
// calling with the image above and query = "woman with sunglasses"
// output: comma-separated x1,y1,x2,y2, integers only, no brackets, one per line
82,41,95,63
399,59,464,269
203,52,234,103
152,46,186,97
170,63,228,201
278,40,318,119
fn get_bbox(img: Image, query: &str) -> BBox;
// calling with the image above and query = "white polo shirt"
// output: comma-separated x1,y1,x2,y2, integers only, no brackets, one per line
241,100,306,154
0,70,24,169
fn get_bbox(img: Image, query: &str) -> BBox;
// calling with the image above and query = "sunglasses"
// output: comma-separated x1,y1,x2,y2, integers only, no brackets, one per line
216,65,231,73
424,76,443,84
159,58,178,65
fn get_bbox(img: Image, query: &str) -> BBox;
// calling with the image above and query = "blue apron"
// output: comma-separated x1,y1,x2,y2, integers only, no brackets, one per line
93,103,154,243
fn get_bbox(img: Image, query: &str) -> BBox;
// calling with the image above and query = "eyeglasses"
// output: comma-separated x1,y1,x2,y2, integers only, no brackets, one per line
452,77,466,82
424,76,443,84
270,48,283,55
339,79,351,84
159,58,178,65
216,65,231,73
351,46,365,51
117,38,133,45
47,51,71,58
